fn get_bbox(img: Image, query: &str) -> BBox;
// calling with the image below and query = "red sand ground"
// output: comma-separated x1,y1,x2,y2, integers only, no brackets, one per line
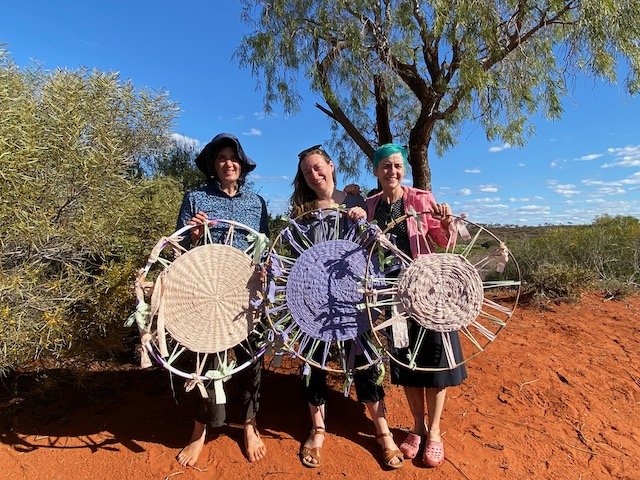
2,293,639,480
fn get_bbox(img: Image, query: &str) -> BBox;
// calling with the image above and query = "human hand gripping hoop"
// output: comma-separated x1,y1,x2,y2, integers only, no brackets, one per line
364,212,522,371
126,218,269,402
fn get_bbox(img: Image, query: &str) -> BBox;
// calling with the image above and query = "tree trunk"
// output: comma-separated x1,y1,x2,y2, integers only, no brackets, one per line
408,115,434,191
373,75,392,144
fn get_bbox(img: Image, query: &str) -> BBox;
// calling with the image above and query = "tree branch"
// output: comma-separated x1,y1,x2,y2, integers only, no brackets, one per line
314,40,375,160
482,1,579,71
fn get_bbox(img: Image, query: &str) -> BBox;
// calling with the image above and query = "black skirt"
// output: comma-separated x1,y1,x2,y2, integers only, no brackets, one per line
390,320,467,388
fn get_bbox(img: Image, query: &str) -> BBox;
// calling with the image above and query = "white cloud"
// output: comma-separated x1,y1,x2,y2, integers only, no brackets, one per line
253,111,276,120
596,187,625,195
517,162,525,167
479,184,498,193
469,196,501,203
242,128,262,136
509,197,530,202
515,205,551,214
488,142,511,153
602,159,640,168
582,179,610,186
602,145,640,167
620,172,640,185
550,161,558,168
486,204,509,209
549,183,580,196
577,153,603,161
170,132,201,150
459,188,472,196
607,145,640,156
464,168,481,174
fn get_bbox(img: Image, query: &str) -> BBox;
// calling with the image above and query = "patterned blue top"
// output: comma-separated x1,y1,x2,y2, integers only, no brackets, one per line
177,181,269,251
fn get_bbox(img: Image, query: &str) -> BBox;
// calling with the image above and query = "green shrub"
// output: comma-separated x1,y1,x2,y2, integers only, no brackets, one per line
0,51,179,374
531,263,595,304
508,215,640,300
599,277,638,301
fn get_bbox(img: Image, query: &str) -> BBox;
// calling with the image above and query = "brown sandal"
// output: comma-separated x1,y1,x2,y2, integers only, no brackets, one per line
300,427,326,468
376,432,404,469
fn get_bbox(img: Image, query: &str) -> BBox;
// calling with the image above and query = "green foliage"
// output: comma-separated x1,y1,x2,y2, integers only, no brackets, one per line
0,51,180,373
267,213,290,243
237,1,640,188
531,263,595,304
508,215,640,303
599,277,638,301
155,137,204,191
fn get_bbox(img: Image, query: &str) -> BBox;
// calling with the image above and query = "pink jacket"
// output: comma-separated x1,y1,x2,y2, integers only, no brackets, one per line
366,186,450,258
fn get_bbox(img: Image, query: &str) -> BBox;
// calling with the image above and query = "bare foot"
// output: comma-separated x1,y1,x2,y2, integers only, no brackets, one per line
176,421,206,467
244,419,266,463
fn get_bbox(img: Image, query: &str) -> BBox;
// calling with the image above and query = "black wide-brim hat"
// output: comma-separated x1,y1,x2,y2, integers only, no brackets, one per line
195,133,257,177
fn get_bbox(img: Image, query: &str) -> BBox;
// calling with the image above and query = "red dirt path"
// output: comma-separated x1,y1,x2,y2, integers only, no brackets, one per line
2,293,639,480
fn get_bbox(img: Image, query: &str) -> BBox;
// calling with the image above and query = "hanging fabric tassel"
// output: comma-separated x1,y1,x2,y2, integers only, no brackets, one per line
375,363,385,386
302,362,312,386
343,372,354,397
247,232,269,264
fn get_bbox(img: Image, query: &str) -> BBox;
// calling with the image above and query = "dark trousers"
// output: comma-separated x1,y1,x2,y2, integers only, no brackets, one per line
303,359,384,406
194,348,262,427
176,339,262,428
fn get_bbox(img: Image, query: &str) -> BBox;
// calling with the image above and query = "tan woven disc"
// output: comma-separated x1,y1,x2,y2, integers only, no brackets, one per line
161,244,259,353
396,253,483,332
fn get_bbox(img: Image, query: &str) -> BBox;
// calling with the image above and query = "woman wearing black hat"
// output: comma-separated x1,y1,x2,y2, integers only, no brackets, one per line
175,133,269,466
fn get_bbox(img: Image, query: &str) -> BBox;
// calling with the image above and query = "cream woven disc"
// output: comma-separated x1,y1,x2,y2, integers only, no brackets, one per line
161,244,259,353
396,253,483,332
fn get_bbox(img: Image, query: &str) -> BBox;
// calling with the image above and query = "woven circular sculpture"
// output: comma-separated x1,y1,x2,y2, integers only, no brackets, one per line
286,239,370,342
128,218,269,382
396,253,483,332
162,243,260,353
264,207,385,372
365,213,522,371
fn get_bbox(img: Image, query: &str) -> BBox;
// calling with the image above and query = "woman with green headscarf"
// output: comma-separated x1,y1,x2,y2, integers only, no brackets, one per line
364,143,467,469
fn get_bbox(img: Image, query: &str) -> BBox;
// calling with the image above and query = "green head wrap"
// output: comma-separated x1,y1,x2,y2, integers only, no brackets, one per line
372,143,408,171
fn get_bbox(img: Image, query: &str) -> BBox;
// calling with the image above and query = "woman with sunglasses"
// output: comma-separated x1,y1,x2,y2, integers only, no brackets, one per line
364,143,466,468
289,145,404,470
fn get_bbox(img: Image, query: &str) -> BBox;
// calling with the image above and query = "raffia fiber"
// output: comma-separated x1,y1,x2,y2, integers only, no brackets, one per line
159,243,260,353
396,253,483,332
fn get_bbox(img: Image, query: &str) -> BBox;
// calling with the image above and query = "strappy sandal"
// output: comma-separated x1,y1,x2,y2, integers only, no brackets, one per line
300,427,325,468
376,432,404,469
423,439,445,467
399,431,422,459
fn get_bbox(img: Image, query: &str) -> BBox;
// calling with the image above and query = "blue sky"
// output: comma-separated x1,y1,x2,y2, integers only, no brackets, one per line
2,0,639,225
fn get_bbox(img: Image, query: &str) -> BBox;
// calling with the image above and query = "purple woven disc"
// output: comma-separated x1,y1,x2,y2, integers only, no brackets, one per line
286,239,369,342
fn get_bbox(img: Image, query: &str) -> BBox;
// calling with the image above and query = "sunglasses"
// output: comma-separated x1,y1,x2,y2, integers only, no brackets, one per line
297,144,326,160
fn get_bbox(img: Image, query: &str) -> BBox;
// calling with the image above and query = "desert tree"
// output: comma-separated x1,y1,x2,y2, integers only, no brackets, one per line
236,0,640,188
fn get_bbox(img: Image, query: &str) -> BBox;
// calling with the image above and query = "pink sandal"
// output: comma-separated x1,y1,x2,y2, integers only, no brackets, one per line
423,439,444,467
399,432,422,459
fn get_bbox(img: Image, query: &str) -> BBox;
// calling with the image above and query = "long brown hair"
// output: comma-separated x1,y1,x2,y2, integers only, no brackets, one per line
289,147,337,217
